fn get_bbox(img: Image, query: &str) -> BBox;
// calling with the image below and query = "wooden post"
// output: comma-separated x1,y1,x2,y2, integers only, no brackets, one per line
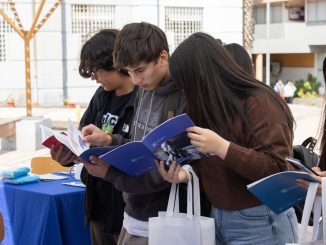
24,36,32,116
0,0,61,116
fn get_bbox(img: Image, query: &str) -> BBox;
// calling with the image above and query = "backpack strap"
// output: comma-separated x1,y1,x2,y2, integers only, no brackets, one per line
301,137,317,154
164,90,181,120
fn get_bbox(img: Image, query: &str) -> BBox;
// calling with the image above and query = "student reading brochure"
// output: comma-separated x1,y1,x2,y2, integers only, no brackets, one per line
41,114,208,176
92,113,209,176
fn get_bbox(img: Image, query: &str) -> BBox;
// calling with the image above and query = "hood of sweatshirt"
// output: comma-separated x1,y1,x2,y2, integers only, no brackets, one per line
131,77,185,142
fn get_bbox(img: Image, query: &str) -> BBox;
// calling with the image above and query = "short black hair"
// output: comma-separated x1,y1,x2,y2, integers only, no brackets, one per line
79,29,128,78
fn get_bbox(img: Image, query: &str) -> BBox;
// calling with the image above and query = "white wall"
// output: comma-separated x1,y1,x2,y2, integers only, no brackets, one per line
253,22,326,54
0,0,243,106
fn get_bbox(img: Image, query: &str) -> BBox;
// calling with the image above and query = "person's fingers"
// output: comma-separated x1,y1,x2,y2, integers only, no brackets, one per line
186,126,203,134
50,145,57,159
166,161,177,179
83,134,97,143
172,165,181,182
157,161,170,180
81,124,95,137
296,179,309,189
187,132,203,142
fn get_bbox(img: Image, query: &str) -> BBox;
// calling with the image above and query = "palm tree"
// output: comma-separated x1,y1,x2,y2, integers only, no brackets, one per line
243,0,254,56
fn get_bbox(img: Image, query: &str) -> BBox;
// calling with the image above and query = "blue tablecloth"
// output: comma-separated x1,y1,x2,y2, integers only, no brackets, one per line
0,175,91,245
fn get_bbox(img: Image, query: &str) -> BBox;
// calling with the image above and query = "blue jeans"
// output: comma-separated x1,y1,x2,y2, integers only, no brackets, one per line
211,205,298,245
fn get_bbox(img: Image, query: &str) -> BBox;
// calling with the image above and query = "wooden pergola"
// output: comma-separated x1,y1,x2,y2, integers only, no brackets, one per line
0,0,61,116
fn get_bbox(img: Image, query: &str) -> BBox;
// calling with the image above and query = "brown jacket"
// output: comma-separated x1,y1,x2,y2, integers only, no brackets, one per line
193,92,293,210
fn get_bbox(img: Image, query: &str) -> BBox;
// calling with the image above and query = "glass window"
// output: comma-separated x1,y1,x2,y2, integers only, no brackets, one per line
271,4,282,23
254,4,283,24
0,2,14,62
307,0,326,23
71,4,115,44
254,5,266,24
165,6,203,52
317,1,326,21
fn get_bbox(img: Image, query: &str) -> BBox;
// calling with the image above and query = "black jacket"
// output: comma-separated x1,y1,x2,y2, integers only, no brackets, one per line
79,86,138,232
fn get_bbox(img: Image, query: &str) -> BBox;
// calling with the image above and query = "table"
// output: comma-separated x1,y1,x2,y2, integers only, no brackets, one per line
0,176,91,245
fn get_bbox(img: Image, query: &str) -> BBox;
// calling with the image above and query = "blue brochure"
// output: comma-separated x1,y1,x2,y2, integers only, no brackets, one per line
97,113,209,177
247,171,318,214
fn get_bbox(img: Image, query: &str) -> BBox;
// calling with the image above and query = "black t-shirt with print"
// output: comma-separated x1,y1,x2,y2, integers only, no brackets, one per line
79,85,137,233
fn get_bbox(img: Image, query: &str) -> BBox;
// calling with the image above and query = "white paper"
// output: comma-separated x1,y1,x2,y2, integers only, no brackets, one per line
62,181,86,188
39,173,69,181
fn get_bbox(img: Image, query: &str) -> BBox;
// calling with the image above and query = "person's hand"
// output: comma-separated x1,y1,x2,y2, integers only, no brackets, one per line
81,124,112,146
187,126,230,160
83,156,110,179
50,145,77,166
296,168,326,196
156,160,188,183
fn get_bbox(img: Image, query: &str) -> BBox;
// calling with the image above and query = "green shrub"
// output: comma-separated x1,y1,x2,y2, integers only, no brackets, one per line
294,73,321,98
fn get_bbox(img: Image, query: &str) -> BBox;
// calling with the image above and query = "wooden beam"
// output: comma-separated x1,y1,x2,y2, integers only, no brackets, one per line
0,7,24,38
30,0,62,39
26,0,45,41
8,0,24,31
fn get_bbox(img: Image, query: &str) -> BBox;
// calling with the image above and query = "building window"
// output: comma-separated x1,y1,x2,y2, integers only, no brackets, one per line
307,0,326,24
71,4,115,44
0,2,14,62
165,6,203,52
254,4,283,24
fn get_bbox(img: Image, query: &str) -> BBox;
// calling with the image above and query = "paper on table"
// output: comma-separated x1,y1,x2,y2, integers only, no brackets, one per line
39,173,69,181
62,181,86,188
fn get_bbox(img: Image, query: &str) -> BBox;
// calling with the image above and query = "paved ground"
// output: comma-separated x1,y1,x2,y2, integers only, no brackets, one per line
0,101,324,170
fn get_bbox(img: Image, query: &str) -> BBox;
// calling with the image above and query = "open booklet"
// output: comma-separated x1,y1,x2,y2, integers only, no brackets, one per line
81,113,209,176
40,114,208,177
247,170,318,214
40,120,113,157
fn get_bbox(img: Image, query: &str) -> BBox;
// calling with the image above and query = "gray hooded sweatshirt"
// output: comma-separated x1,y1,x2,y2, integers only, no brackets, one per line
104,77,186,221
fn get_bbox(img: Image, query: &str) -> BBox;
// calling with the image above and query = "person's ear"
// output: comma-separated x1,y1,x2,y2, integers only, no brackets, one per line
159,51,169,64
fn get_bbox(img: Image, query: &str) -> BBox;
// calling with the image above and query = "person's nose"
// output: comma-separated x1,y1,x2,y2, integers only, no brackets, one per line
130,73,142,85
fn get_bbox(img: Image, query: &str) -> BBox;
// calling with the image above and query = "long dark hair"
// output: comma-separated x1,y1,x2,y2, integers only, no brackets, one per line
223,43,255,77
319,56,326,170
170,32,293,150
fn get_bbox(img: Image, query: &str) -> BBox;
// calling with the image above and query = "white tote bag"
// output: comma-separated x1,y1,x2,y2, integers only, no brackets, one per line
148,165,215,245
287,177,326,245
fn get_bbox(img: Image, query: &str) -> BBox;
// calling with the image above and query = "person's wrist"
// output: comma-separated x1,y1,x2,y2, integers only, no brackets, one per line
105,134,112,145
215,138,230,160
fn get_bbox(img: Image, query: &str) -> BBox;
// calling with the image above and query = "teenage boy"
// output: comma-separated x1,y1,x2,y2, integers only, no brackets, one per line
50,29,138,245
82,22,186,244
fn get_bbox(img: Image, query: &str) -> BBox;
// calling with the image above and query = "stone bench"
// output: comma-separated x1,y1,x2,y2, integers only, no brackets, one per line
0,118,19,138
0,118,20,150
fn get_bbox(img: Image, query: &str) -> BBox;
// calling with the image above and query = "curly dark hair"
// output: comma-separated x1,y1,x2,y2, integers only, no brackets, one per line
79,29,128,78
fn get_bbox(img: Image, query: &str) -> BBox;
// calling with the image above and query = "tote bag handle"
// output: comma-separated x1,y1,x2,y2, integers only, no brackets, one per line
299,177,326,242
166,165,201,219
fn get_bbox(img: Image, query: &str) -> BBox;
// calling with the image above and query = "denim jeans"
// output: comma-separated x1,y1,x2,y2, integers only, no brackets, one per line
211,205,298,245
